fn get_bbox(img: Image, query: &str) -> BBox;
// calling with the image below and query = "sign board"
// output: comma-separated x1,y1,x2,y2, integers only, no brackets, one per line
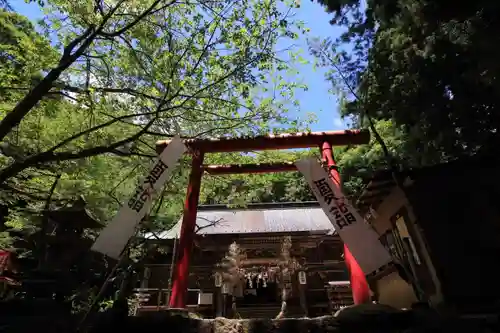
295,158,392,275
91,136,186,259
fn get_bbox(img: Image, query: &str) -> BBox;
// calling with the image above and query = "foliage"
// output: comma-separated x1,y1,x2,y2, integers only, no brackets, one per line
200,150,317,207
311,0,500,167
0,0,311,233
0,0,419,313
0,0,315,311
221,242,245,289
336,119,409,196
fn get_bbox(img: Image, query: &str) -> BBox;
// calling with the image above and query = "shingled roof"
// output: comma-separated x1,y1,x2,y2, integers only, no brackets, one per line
146,201,335,239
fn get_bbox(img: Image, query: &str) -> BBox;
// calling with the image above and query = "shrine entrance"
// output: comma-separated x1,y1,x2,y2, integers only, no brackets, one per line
215,237,304,318
155,130,374,309
242,277,279,305
238,280,281,318
241,269,280,306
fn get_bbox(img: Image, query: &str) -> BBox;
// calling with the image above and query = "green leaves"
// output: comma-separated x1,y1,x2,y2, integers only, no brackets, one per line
199,150,317,207
312,0,500,166
0,0,315,246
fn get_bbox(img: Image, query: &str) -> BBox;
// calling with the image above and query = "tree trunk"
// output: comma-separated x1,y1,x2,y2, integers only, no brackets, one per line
275,289,288,319
0,23,97,141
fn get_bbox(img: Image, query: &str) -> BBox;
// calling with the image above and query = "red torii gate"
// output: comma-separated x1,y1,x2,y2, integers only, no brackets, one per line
155,130,371,308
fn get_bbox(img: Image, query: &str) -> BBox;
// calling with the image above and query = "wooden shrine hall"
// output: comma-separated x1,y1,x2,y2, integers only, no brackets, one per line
138,201,353,318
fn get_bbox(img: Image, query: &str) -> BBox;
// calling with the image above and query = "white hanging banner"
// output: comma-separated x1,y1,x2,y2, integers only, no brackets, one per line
91,136,187,259
295,158,392,275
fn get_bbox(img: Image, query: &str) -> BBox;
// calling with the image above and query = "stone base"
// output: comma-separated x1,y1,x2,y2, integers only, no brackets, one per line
2,302,496,333
89,304,497,333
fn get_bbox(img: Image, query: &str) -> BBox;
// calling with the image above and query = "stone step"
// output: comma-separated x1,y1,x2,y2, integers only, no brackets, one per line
236,305,304,319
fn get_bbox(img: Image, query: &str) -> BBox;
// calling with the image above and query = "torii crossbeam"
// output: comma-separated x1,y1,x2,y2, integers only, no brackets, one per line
156,130,371,308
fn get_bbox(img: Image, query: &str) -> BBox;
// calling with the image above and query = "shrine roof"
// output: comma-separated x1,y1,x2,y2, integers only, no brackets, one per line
356,151,500,214
146,201,334,239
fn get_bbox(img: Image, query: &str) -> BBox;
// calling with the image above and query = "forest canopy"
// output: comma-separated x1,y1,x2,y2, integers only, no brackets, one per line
0,0,397,251
0,0,313,240
2,0,496,253
311,0,500,166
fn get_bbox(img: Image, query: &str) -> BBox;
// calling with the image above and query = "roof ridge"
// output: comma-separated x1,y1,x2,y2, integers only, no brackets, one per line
197,201,320,211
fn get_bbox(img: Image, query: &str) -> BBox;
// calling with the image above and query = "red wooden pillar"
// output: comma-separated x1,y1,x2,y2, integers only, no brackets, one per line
320,141,371,305
169,150,204,308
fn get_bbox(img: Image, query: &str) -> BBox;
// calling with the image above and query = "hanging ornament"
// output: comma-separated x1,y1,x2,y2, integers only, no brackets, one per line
214,272,222,287
298,271,307,285
268,269,275,282
222,282,231,295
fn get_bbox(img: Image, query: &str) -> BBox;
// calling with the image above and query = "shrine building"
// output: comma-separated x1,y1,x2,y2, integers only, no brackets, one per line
356,152,500,315
137,201,353,318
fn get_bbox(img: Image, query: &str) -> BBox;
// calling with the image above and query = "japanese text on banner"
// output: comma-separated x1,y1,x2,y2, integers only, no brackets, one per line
312,178,357,230
128,159,169,213
91,136,186,259
295,157,392,275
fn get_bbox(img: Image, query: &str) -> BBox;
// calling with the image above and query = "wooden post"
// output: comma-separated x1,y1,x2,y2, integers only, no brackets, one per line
215,286,223,317
297,271,308,316
157,287,162,310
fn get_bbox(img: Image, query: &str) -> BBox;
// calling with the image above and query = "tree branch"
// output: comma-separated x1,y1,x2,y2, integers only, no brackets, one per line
0,0,127,142
98,0,175,38
0,117,156,184
0,184,67,203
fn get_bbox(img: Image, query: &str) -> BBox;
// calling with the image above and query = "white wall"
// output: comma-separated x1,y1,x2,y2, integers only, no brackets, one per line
376,271,418,309
370,185,443,307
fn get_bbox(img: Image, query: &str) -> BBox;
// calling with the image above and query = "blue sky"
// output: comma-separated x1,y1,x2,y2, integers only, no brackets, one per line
12,1,345,132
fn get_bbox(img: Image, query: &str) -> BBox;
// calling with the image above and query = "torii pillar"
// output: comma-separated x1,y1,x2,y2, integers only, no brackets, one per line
320,141,371,305
156,130,371,308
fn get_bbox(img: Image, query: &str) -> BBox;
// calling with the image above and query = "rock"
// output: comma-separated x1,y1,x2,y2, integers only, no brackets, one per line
333,303,412,330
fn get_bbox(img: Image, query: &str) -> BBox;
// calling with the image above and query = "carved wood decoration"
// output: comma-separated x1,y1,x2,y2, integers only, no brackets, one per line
141,229,352,316
275,235,302,319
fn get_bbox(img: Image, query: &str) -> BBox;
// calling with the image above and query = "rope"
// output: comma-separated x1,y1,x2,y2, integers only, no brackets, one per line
77,242,130,332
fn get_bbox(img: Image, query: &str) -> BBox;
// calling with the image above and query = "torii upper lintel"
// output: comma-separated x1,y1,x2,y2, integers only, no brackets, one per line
156,129,369,154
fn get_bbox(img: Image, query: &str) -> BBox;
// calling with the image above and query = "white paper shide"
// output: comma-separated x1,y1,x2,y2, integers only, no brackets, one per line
91,136,187,259
295,158,392,275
